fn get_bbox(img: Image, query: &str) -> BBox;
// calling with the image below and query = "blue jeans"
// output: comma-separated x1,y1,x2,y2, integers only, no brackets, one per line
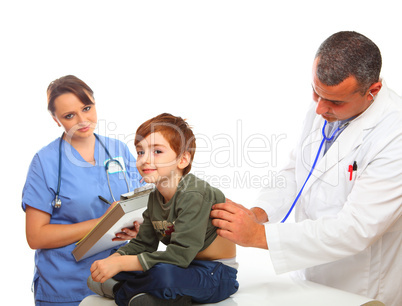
113,260,239,305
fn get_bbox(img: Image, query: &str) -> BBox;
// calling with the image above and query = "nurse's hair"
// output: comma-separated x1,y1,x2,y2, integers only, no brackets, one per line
135,113,196,176
47,75,94,115
315,31,382,94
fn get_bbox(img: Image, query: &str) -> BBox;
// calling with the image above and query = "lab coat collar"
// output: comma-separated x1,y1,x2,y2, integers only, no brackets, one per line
305,81,390,189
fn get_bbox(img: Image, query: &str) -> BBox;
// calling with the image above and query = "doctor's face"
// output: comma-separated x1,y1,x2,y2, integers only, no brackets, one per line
52,92,97,140
312,59,374,122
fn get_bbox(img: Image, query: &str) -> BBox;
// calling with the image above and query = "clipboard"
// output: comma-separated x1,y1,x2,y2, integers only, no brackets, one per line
72,184,154,261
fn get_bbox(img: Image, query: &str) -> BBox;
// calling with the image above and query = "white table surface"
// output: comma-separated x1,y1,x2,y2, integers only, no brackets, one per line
80,247,384,306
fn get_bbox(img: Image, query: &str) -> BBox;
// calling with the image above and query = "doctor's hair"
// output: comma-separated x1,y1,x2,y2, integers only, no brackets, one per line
315,31,382,94
47,75,95,115
135,113,196,176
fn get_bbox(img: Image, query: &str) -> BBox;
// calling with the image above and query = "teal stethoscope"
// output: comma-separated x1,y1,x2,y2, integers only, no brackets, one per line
52,133,130,208
281,120,349,222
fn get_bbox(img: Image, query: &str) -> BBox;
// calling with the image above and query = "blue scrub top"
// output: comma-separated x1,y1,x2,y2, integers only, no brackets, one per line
22,134,143,304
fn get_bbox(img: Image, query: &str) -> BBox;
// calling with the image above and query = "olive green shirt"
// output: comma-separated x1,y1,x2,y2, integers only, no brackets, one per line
116,174,225,271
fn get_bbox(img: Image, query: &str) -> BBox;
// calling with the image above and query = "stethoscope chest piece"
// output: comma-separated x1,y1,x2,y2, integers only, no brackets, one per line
53,195,62,209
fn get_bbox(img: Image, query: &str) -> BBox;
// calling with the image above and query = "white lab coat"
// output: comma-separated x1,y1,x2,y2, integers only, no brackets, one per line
256,82,402,306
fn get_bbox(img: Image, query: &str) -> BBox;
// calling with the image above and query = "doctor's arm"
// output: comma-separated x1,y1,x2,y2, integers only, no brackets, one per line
25,204,114,250
266,133,402,273
210,146,298,248
211,199,269,249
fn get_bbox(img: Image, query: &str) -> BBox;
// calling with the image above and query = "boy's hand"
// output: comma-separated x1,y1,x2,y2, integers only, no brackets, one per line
90,253,122,283
112,220,141,241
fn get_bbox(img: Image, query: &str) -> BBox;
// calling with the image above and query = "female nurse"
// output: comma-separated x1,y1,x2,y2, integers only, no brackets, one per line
22,75,143,305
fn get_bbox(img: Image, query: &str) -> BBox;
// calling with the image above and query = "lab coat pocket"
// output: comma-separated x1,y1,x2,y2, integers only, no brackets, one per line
304,181,346,218
340,159,359,199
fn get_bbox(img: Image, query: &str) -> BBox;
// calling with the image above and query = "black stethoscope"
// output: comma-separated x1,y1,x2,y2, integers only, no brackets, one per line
280,120,350,222
52,133,130,208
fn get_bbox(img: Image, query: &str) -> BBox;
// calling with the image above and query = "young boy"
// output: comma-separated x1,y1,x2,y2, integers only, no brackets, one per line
89,113,238,305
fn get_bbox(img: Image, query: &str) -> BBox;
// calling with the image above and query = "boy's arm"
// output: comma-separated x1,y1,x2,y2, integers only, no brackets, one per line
90,208,159,283
138,191,211,271
90,253,143,283
116,208,159,255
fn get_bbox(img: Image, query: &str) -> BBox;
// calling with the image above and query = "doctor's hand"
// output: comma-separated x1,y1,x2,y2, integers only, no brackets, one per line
112,220,141,241
211,199,268,249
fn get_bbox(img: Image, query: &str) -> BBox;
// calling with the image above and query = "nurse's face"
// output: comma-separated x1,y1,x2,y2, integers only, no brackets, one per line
52,92,97,141
312,58,378,122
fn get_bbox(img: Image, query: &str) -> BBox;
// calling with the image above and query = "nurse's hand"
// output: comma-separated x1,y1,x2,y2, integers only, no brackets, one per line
112,220,141,241
101,201,118,216
211,199,268,249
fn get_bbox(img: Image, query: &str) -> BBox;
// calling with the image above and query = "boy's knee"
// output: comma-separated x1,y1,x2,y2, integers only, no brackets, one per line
150,263,178,286
87,276,120,299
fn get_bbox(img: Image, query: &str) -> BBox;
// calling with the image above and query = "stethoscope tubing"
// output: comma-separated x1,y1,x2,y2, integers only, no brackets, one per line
53,133,130,208
280,120,344,222
53,132,65,208
103,158,130,202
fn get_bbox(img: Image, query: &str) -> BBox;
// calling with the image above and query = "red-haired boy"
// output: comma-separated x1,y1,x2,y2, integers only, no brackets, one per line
89,113,238,305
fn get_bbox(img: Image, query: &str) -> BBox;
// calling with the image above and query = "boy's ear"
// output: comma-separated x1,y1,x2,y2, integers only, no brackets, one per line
178,151,191,170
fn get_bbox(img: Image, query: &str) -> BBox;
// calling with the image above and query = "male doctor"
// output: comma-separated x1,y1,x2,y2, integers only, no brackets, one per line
211,31,402,306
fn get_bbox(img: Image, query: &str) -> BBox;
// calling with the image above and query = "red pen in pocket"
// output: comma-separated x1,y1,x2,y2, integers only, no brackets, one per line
348,161,357,181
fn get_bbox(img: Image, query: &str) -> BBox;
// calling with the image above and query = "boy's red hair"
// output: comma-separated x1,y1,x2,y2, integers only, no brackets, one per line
135,113,196,175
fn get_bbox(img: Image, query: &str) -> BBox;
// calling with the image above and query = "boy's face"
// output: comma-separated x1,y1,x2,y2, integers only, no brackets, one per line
136,132,188,186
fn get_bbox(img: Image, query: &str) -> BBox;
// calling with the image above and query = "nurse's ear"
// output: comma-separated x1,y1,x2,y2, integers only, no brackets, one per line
52,116,62,127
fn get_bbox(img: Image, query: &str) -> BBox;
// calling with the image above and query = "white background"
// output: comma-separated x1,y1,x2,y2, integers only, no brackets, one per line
0,1,401,304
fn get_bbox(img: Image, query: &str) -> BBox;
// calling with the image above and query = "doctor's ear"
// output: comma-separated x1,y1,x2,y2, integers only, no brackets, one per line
367,82,382,99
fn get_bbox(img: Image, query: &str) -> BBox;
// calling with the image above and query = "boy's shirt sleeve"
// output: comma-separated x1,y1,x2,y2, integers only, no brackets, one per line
116,208,159,255
137,191,214,271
